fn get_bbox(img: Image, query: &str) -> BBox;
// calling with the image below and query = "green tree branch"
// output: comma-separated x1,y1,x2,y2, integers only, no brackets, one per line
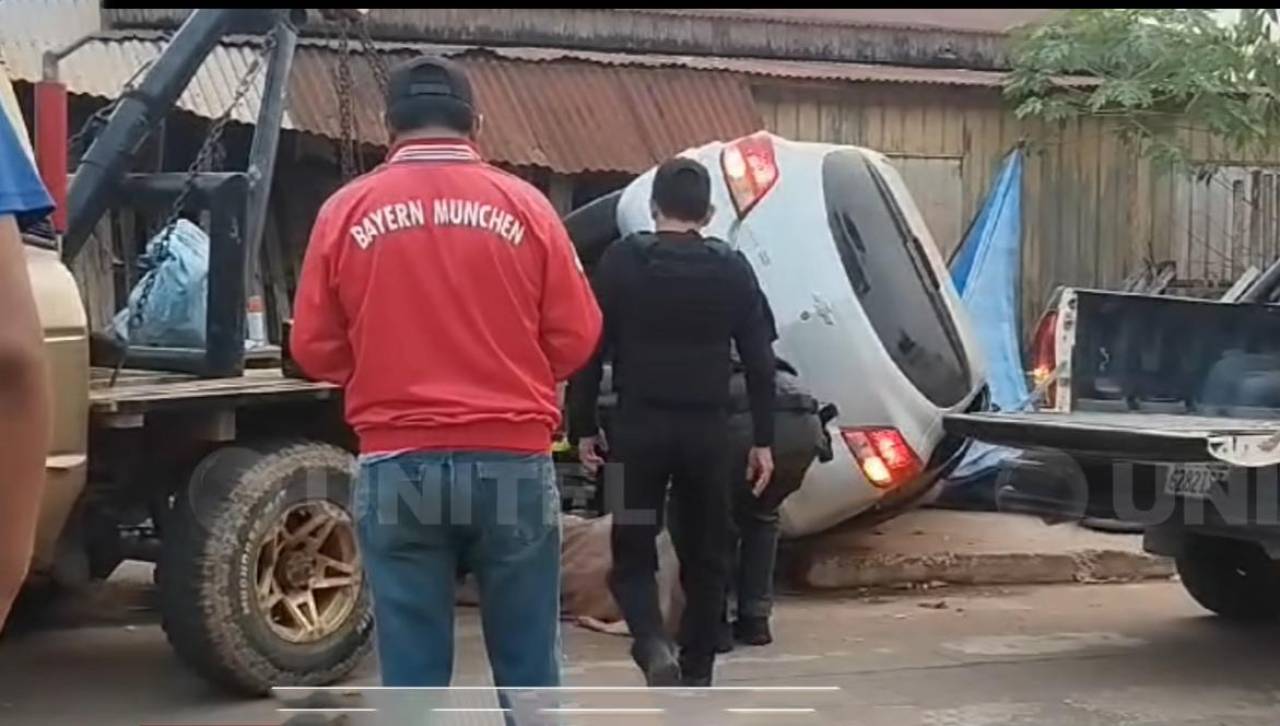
1005,9,1280,172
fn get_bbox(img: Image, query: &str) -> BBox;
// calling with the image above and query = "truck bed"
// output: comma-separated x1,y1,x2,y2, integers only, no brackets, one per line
945,410,1280,464
90,367,337,415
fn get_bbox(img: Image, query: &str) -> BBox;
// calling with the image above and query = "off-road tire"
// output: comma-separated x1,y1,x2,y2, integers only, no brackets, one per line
1176,535,1280,621
159,439,372,695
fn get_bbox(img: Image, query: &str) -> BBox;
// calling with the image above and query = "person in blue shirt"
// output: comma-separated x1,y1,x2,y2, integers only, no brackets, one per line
0,96,54,629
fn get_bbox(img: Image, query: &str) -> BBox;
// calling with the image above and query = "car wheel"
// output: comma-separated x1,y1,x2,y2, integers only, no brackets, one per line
1176,535,1280,621
159,439,372,695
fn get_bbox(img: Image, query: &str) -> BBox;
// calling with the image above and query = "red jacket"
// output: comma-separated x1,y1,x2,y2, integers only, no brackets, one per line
291,139,602,455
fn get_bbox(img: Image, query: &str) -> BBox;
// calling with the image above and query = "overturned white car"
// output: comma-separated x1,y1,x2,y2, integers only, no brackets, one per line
563,132,989,537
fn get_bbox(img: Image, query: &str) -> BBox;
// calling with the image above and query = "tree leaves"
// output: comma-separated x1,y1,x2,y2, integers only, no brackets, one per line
1005,9,1280,172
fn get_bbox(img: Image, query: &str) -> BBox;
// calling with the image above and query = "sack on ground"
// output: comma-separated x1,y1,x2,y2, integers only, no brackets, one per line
454,514,684,637
560,514,684,637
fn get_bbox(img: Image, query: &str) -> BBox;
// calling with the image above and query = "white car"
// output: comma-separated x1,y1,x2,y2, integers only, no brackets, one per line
565,132,989,537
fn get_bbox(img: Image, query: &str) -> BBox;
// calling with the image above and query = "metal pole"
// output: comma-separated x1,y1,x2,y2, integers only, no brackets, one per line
242,11,299,347
63,9,276,261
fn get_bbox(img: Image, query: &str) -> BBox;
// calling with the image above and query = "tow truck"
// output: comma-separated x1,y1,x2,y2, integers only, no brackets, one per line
17,8,381,694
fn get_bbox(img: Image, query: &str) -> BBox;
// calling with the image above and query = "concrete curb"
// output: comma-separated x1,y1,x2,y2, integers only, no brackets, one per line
791,548,1176,591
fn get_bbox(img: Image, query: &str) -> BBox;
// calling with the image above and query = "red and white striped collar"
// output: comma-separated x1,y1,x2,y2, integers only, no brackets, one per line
387,138,482,165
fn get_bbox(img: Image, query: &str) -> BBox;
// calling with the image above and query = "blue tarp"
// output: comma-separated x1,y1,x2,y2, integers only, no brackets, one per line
943,148,1028,498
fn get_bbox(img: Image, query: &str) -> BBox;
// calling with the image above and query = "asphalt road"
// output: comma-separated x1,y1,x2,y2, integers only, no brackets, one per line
3,577,1280,725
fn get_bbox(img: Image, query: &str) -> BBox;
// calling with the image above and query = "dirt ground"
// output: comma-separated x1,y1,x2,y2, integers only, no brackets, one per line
3,572,1280,725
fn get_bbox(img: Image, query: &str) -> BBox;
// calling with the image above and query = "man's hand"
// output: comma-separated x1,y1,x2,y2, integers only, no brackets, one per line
747,446,774,497
578,430,608,478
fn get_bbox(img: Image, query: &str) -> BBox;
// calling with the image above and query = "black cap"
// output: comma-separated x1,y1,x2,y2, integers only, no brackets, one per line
385,55,474,109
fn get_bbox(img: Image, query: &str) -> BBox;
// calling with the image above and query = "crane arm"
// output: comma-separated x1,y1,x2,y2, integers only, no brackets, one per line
61,9,289,261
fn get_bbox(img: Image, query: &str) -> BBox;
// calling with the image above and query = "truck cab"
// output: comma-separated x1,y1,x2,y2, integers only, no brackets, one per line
4,66,90,583
19,236,90,582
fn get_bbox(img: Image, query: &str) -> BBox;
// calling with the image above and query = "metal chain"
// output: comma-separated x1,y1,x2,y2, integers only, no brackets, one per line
353,16,391,96
333,19,357,180
112,27,280,385
68,56,158,156
353,16,391,156
327,13,392,180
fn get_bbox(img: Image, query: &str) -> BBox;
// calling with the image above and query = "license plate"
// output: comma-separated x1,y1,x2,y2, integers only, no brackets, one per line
1163,464,1231,500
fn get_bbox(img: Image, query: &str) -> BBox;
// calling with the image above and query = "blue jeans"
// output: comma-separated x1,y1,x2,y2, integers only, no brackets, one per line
354,451,563,692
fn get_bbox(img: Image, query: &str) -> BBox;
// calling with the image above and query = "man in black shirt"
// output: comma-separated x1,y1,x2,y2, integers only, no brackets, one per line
569,157,777,687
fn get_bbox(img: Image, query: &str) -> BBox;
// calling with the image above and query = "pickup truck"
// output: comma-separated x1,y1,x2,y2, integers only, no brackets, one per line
945,277,1280,620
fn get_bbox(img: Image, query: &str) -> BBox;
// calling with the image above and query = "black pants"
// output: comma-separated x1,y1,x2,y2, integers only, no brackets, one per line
607,402,731,673
723,411,822,620
666,410,821,626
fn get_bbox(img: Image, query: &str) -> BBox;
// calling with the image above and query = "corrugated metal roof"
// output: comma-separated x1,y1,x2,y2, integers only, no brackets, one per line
102,10,1024,71
0,0,101,49
473,58,762,173
0,32,1088,173
2,34,297,129
3,33,763,173
69,31,1028,87
103,8,1055,36
621,9,1059,35
290,50,763,173
0,0,103,93
451,45,1018,88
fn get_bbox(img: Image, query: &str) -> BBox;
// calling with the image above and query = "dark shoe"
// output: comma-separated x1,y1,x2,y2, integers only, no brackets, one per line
734,616,773,646
681,671,713,687
632,638,681,687
679,651,714,687
715,619,735,654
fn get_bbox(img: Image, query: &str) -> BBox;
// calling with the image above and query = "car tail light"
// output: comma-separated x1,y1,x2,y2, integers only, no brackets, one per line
840,427,923,489
720,132,779,218
1030,310,1058,407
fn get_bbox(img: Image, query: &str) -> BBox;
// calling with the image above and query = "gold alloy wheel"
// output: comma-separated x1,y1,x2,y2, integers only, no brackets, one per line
254,501,362,644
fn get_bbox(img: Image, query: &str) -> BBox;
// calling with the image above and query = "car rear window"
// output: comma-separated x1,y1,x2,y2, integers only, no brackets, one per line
822,149,971,407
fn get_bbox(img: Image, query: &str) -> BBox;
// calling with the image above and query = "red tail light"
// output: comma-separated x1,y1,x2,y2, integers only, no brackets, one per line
840,427,923,489
720,132,779,218
1030,310,1058,407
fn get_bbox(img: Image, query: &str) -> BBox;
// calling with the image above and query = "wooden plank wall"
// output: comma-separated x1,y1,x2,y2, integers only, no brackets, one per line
753,83,1194,333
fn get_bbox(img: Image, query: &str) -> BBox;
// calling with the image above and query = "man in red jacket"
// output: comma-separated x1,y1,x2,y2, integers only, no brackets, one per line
291,56,602,694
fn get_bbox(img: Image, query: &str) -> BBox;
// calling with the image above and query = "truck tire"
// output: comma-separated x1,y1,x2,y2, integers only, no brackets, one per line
1176,535,1280,621
160,440,372,695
